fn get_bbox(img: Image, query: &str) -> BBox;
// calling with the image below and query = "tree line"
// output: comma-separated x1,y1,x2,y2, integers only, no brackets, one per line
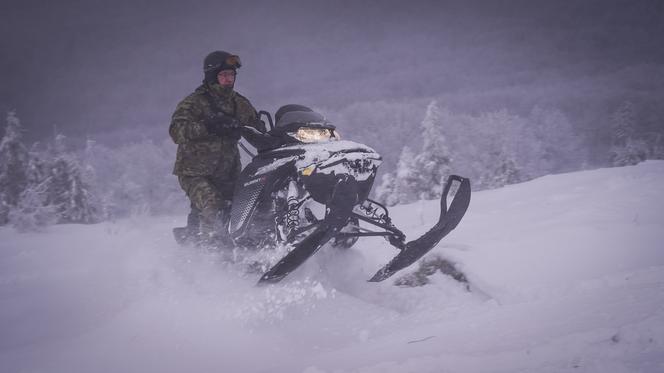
0,112,184,232
1,98,660,231
374,100,659,206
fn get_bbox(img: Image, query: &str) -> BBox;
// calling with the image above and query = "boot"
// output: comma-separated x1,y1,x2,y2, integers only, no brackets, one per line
172,205,201,245
198,206,234,251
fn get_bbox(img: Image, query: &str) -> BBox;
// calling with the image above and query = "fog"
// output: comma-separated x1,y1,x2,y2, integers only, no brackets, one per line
2,0,662,149
2,3,664,369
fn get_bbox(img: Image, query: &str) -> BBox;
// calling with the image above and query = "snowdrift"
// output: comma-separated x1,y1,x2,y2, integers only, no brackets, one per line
1,161,663,372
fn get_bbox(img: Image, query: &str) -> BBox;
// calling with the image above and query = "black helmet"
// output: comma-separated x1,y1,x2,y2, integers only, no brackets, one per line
203,50,241,84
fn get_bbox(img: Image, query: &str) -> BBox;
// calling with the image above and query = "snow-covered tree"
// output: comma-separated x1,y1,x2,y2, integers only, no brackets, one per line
44,134,101,224
80,138,109,219
413,101,453,199
25,143,49,185
9,144,58,231
609,101,648,166
378,102,455,205
611,101,636,145
611,138,649,166
9,177,57,232
479,148,522,189
0,111,29,225
394,146,419,205
375,172,398,206
453,109,529,190
528,106,582,174
79,138,185,218
375,146,419,206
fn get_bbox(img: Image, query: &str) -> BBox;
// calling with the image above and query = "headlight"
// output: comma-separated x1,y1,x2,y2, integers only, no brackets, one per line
294,127,337,143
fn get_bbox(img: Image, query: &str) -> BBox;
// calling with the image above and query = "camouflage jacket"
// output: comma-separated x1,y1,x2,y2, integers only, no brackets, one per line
169,83,265,176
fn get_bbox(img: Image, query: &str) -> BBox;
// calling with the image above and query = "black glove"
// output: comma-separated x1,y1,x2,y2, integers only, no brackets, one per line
204,112,241,139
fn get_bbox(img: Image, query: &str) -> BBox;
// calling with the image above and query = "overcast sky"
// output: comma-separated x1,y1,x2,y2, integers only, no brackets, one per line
1,0,662,145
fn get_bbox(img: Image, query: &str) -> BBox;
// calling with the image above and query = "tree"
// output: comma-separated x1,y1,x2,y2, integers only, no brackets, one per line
528,106,582,174
394,146,419,205
375,172,398,206
0,111,29,225
413,100,453,199
479,147,522,189
611,138,649,166
9,177,57,232
609,101,648,166
9,144,57,231
44,134,101,224
378,102,458,205
376,146,419,206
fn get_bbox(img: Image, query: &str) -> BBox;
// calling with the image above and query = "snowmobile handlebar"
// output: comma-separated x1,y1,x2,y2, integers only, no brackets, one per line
258,110,274,131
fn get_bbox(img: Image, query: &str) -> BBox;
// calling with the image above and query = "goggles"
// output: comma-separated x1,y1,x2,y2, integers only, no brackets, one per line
225,55,242,69
204,54,242,72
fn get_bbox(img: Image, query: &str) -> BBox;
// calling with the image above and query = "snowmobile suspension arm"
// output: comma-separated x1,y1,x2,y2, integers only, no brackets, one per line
352,212,403,235
332,212,407,250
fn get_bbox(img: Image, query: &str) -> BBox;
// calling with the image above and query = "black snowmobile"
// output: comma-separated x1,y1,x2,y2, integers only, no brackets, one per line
176,105,471,285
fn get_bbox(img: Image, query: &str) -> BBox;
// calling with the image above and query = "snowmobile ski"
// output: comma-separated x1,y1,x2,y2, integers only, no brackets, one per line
258,176,358,285
369,175,471,282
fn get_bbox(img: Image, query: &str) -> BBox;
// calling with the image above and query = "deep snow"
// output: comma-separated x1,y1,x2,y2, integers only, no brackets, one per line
1,161,663,373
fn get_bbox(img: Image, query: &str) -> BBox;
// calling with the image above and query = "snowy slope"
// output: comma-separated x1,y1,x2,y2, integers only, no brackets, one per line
1,161,663,373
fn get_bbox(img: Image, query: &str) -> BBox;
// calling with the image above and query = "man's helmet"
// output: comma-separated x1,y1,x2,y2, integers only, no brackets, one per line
203,51,241,85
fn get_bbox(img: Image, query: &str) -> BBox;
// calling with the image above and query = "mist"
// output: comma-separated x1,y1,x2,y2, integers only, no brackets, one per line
2,0,662,148
2,3,664,370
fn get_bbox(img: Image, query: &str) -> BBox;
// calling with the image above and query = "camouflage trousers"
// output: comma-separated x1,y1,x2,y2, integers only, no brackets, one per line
177,159,240,245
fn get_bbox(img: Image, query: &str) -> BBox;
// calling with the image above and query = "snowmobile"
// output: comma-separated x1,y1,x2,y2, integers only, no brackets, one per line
174,105,471,285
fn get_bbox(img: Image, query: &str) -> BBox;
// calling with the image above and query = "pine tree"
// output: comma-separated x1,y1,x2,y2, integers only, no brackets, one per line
611,138,649,166
375,172,398,206
379,102,454,205
413,101,452,199
528,106,581,174
0,111,29,225
611,101,635,146
81,138,107,219
9,177,57,232
609,101,648,166
9,145,57,231
479,148,522,189
394,146,419,205
44,134,101,224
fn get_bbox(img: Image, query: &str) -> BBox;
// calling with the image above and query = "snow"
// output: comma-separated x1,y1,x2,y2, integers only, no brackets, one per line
2,161,664,372
255,140,381,181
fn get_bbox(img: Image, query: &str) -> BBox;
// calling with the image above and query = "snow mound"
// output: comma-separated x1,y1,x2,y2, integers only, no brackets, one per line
1,161,663,372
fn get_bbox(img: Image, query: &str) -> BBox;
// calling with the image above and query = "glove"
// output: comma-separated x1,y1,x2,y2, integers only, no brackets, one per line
204,112,242,140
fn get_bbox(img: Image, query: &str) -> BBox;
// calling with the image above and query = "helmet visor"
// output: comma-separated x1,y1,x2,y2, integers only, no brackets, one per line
225,55,242,69
204,54,242,72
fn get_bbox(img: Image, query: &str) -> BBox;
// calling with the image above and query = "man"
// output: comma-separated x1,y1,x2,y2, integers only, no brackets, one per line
169,50,265,246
